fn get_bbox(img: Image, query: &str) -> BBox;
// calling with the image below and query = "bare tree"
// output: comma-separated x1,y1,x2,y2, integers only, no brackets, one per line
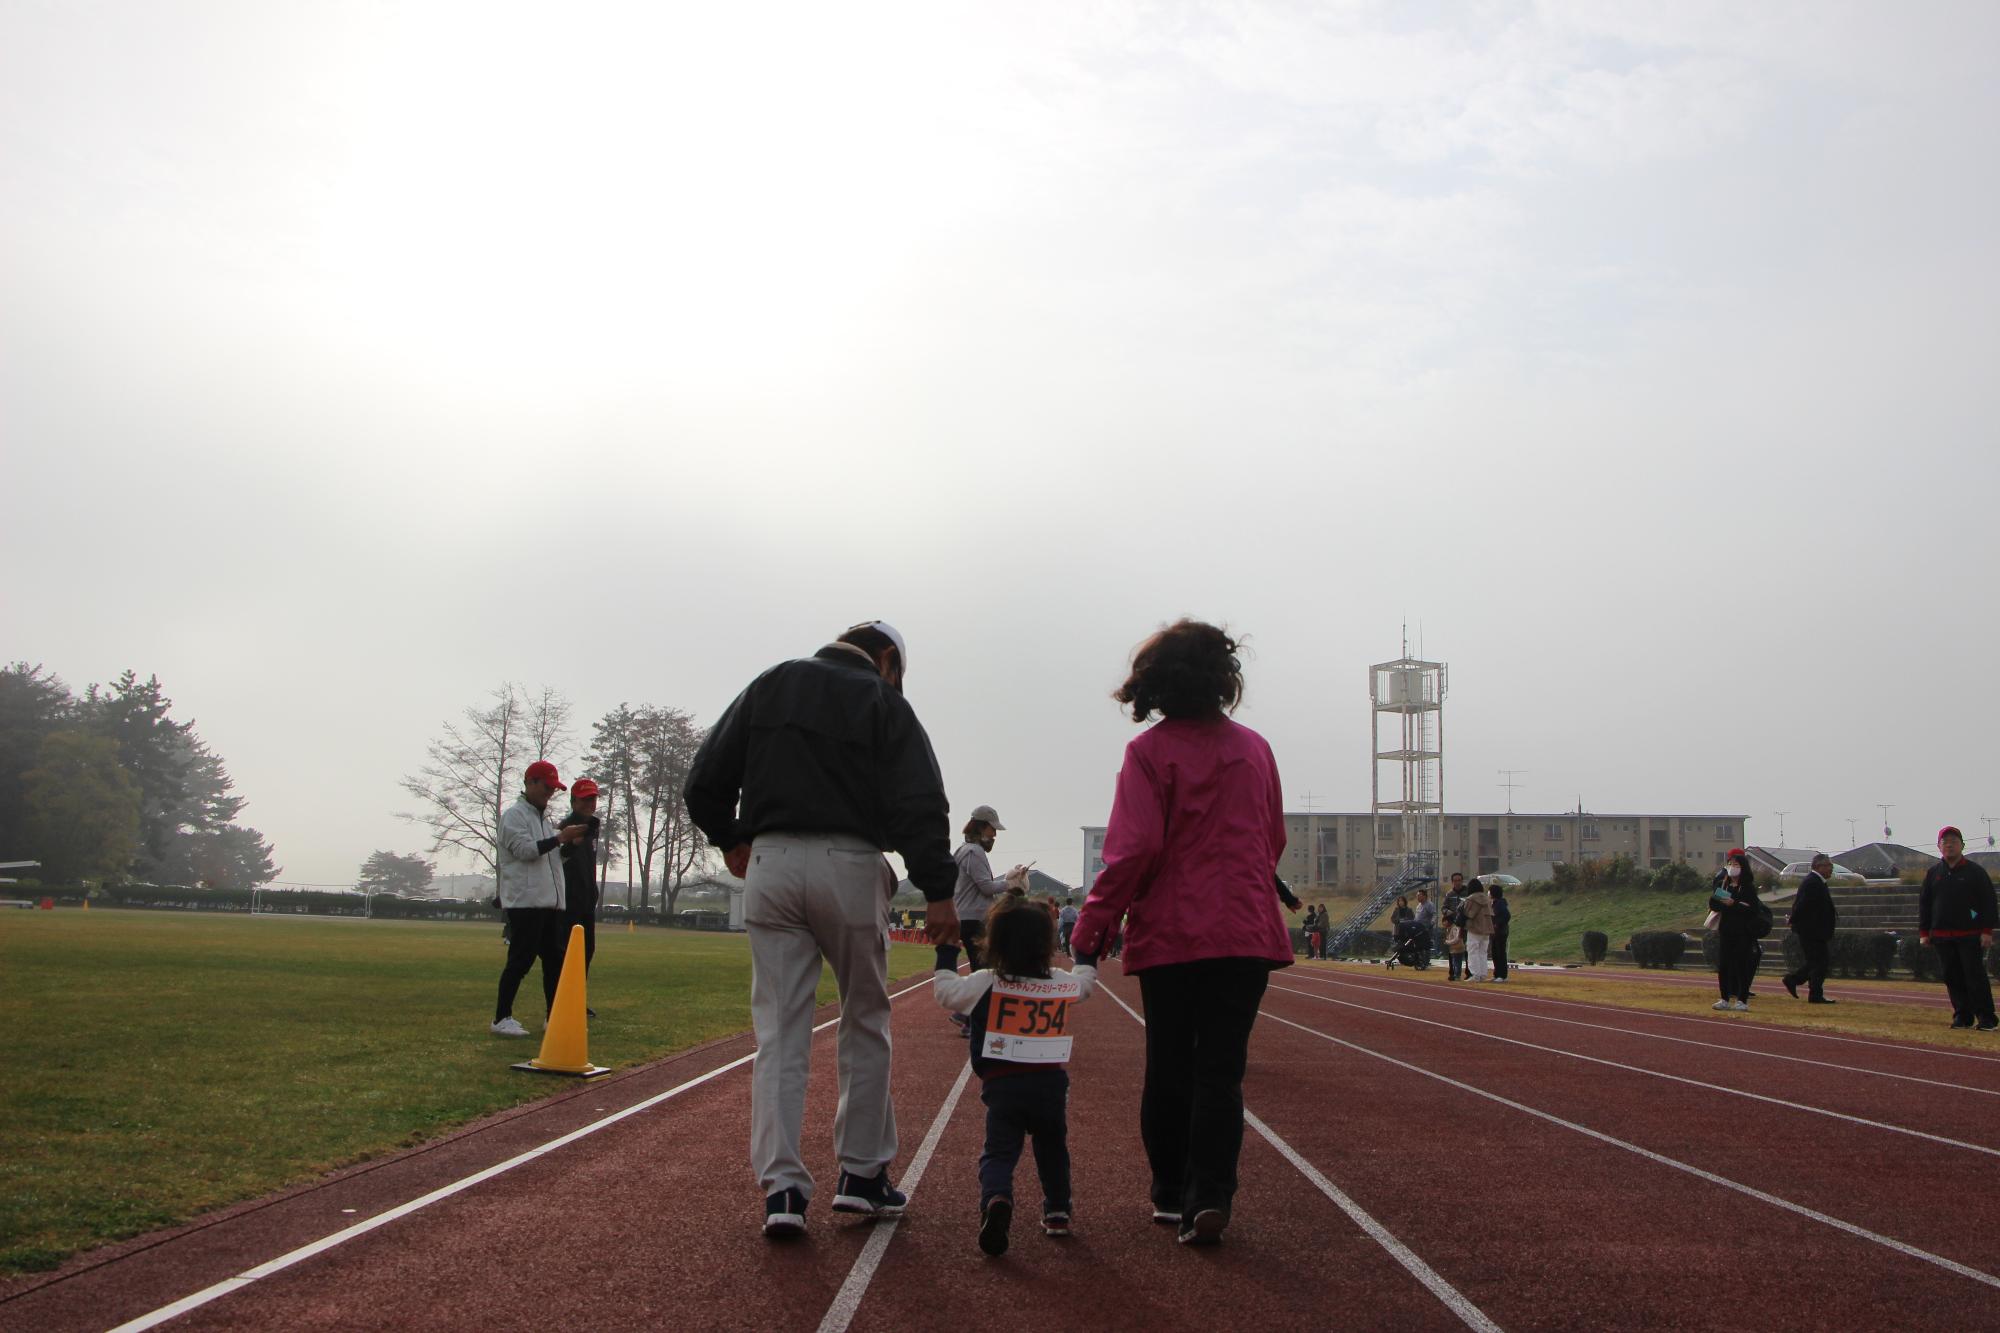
638,706,709,914
585,702,640,902
398,683,572,876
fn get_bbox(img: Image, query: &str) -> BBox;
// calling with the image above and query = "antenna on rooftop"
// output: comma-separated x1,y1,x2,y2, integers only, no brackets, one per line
1497,770,1527,815
1774,811,1790,845
1846,818,1859,846
1877,803,1894,839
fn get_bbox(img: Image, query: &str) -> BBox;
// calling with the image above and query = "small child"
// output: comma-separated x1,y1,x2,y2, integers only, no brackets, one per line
934,894,1098,1257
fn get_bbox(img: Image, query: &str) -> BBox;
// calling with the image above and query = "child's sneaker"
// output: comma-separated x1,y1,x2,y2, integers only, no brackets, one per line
831,1170,907,1216
979,1196,1013,1256
1042,1205,1071,1237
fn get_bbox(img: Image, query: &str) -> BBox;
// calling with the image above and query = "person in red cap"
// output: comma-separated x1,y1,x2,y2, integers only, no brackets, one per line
491,760,590,1037
559,778,605,993
1920,826,1997,1032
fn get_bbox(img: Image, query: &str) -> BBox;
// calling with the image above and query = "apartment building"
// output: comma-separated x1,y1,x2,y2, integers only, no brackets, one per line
1082,811,1748,891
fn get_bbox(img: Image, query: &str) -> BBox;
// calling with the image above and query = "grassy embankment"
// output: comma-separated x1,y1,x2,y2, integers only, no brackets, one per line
1304,884,1708,962
0,911,931,1275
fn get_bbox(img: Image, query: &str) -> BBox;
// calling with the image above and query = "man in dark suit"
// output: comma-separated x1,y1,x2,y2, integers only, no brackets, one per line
1783,853,1838,1003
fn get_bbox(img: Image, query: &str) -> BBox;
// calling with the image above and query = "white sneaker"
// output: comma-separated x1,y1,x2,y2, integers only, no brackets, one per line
1729,1001,1749,1012
1712,1000,1732,1011
491,1016,530,1037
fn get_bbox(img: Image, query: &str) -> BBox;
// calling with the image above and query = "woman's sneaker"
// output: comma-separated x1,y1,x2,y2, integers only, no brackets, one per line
979,1196,1013,1256
1711,1000,1732,1011
764,1188,807,1239
1042,1206,1072,1237
1729,1001,1749,1011
831,1170,907,1217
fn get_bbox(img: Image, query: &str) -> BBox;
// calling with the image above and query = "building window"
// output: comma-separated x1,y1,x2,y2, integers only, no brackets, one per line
1544,823,1563,841
1582,823,1600,840
1378,819,1396,838
1715,824,1731,839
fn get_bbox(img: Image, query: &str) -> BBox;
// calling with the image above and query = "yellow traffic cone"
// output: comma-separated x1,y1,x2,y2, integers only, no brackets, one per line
513,924,609,1078
627,919,634,933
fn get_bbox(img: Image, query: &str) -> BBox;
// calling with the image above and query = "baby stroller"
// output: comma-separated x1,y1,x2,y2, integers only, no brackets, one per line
1385,922,1431,970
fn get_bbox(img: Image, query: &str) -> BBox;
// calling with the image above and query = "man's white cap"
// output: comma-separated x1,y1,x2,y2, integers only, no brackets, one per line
846,620,908,670
970,804,1005,830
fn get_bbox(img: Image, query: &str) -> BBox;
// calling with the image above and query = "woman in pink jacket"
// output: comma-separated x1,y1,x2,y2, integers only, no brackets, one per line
1070,619,1291,1248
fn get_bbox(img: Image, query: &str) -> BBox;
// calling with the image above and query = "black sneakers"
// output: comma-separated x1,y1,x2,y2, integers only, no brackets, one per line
1178,1208,1226,1246
1042,1205,1072,1237
764,1188,807,1239
1978,1020,1998,1033
978,1196,1013,1256
831,1170,907,1217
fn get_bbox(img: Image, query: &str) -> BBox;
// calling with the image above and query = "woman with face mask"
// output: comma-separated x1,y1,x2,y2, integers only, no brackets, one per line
1710,850,1764,1011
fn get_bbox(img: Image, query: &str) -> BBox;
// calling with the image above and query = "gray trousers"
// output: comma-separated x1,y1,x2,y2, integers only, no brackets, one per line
746,832,898,1199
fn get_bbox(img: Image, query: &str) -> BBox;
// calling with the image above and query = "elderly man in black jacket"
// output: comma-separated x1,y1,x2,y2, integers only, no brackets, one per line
685,620,959,1238
1782,853,1838,1003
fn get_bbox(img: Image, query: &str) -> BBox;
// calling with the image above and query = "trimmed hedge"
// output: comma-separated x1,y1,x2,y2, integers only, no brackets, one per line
1629,931,1688,969
1781,931,1899,979
1343,929,1393,958
1581,931,1608,965
1897,934,1944,982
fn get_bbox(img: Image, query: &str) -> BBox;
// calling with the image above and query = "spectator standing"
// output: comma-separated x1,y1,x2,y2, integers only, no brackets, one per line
684,620,958,1236
1488,880,1512,982
1305,904,1325,959
1070,620,1292,1248
1460,877,1494,982
1441,874,1467,980
1920,827,1998,1032
1782,853,1838,1004
954,806,1023,970
1413,888,1437,964
1710,849,1767,1012
492,761,589,1037
1059,898,1080,956
1390,895,1414,951
558,778,603,988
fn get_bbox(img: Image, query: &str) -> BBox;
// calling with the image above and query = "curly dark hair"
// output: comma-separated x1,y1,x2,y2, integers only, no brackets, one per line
1113,618,1244,722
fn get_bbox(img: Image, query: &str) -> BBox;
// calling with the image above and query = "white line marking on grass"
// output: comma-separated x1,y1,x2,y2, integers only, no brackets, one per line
1095,982,1501,1332
1305,962,2000,1067
107,978,938,1333
816,1060,974,1333
1289,972,2000,1099
1267,981,2000,1161
1258,1007,2000,1293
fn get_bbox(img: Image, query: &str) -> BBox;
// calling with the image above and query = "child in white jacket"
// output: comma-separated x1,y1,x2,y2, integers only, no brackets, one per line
934,894,1098,1256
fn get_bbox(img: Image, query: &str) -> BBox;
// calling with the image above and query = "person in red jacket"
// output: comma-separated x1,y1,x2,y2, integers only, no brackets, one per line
1070,619,1291,1248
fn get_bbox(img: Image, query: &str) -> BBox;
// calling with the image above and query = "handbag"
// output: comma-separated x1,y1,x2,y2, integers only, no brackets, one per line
1703,910,1719,930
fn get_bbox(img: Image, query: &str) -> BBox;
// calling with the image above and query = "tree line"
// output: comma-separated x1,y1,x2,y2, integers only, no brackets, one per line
0,663,279,888
395,684,709,914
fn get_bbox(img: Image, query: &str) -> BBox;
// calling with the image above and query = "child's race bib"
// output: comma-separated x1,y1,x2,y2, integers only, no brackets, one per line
982,975,1082,1064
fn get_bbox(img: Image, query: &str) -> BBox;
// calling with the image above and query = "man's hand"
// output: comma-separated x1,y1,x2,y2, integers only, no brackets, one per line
557,824,590,845
724,844,751,879
926,896,961,947
1919,933,1930,947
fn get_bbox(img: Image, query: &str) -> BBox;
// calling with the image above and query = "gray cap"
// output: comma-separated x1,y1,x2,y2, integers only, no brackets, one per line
969,804,1005,830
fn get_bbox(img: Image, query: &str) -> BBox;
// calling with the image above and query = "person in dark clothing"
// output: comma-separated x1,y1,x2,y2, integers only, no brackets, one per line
1488,880,1512,981
1920,827,1997,1031
1441,875,1467,981
1710,849,1766,1011
1782,853,1838,1003
559,778,604,1016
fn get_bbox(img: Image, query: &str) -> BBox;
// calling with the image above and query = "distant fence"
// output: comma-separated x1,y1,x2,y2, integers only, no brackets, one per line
63,883,736,928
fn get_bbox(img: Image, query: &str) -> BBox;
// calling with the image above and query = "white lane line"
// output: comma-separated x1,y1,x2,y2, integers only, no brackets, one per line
815,1060,974,1333
1095,981,1501,1332
1289,972,2000,1099
1259,1007,2000,1293
1300,962,2000,1067
1267,981,2000,1161
107,977,938,1333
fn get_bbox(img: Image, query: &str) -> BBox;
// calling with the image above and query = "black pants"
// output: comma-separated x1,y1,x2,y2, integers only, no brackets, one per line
962,920,987,971
496,907,565,1022
1935,936,1997,1025
1716,935,1756,1001
1784,936,1829,1000
563,892,597,971
977,1069,1070,1212
1137,958,1270,1220
1491,928,1509,980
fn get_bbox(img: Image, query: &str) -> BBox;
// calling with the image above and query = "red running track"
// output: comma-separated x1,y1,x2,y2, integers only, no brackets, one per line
5,963,1998,1332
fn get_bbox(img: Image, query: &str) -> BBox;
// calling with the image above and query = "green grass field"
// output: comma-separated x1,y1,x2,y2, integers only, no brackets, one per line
0,910,931,1275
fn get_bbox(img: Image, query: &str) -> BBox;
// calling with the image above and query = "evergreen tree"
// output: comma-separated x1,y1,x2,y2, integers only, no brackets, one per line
0,663,75,856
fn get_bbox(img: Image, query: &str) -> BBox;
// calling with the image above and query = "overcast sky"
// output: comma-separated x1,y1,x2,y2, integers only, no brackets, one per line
5,1,1996,888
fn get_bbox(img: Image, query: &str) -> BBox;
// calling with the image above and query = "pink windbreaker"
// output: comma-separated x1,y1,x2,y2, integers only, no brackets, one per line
1071,717,1292,973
